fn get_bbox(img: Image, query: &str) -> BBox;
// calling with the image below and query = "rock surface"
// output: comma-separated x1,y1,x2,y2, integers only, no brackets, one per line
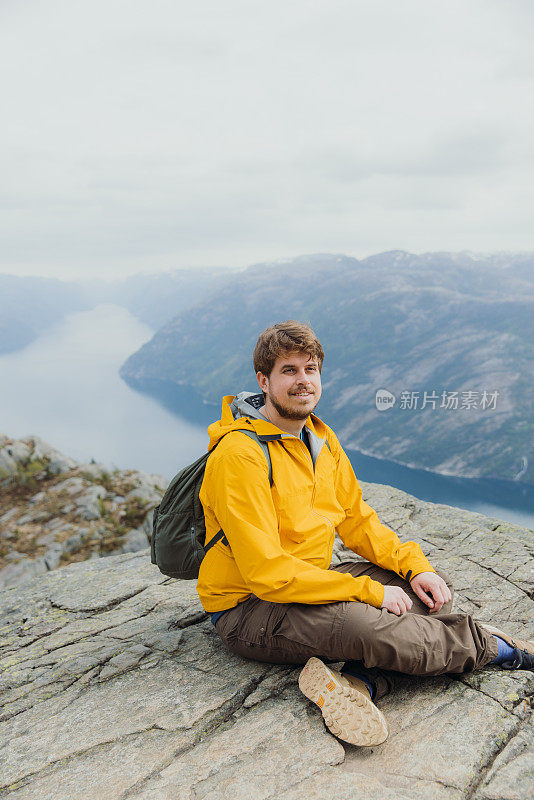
0,434,168,589
0,482,532,799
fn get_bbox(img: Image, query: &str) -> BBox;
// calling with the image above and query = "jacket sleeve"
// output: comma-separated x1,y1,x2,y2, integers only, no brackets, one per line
328,431,435,582
204,444,387,607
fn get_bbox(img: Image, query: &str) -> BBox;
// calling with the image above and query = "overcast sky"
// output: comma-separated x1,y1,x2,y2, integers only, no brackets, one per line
2,0,533,280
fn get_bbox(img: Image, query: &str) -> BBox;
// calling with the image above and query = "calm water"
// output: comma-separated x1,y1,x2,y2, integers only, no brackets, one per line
1,304,533,530
0,305,208,477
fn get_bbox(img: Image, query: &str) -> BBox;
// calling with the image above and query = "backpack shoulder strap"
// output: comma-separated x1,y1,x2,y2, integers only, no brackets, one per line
236,429,278,487
203,428,281,554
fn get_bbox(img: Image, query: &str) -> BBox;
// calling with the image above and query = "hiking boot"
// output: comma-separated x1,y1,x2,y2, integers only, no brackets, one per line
480,624,534,671
298,657,388,746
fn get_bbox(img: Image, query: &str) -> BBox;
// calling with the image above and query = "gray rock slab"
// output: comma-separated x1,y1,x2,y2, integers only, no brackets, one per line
339,674,528,799
473,717,534,800
128,687,344,800
75,485,106,520
14,508,50,524
43,545,63,571
27,490,45,505
458,667,533,715
119,526,150,553
1,729,190,800
22,435,77,474
0,558,48,590
2,553,28,563
0,652,268,787
0,508,19,525
0,487,532,799
45,549,165,612
3,442,31,466
77,462,113,479
124,485,161,505
51,476,86,495
278,768,415,800
0,448,18,476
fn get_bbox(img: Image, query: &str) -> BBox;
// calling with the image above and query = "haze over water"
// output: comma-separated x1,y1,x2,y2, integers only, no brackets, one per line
1,304,532,530
0,305,208,477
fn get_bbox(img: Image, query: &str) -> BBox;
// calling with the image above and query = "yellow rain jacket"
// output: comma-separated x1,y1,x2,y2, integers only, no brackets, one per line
197,394,435,612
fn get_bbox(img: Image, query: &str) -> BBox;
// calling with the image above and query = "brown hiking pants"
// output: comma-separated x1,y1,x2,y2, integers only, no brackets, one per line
215,560,499,699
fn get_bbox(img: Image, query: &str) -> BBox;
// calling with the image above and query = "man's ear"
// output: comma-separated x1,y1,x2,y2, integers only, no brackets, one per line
256,371,268,393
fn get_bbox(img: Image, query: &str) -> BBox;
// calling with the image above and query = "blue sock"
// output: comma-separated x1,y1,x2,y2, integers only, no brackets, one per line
489,635,516,666
341,663,376,699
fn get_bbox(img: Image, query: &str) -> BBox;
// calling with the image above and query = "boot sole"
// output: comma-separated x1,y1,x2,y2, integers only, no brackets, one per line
298,657,388,746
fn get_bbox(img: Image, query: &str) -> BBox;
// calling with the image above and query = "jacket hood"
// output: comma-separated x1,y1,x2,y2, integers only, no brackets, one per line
207,392,328,451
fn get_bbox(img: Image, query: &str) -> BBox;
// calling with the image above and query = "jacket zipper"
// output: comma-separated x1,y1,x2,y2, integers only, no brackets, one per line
298,439,335,541
310,483,335,539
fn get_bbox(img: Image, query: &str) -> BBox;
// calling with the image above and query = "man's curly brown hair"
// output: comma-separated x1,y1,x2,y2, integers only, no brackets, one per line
253,320,324,377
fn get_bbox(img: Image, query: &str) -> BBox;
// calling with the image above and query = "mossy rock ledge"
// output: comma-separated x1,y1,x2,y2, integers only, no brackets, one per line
0,434,168,589
0,482,532,799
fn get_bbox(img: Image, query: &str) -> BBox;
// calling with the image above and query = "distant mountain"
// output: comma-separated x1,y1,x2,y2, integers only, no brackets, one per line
0,267,234,355
80,268,234,330
0,275,90,354
120,251,534,486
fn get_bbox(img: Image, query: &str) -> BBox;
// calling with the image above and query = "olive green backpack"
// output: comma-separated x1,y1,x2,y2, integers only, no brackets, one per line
150,429,278,579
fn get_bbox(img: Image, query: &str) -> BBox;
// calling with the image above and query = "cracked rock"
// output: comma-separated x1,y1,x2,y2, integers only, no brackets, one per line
0,485,532,799
128,688,345,800
473,717,534,800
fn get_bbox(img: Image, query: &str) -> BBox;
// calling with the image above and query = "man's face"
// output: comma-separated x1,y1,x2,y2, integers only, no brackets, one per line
257,350,322,421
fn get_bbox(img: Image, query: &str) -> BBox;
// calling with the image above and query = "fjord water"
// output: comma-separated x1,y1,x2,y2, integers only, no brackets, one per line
0,305,209,477
1,304,532,530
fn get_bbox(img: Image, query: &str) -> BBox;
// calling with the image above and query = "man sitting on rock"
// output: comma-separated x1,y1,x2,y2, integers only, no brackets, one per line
196,320,534,746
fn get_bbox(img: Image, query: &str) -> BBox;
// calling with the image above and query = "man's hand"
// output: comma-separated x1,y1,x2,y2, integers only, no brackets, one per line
381,586,413,615
410,572,452,613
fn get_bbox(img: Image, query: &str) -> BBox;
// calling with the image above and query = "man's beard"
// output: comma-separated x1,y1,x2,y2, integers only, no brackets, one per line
269,391,318,421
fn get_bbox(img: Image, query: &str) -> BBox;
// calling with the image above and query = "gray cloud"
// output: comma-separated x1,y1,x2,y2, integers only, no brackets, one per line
1,0,533,279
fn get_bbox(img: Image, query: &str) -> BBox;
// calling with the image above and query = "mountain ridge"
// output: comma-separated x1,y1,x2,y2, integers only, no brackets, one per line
119,250,534,486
